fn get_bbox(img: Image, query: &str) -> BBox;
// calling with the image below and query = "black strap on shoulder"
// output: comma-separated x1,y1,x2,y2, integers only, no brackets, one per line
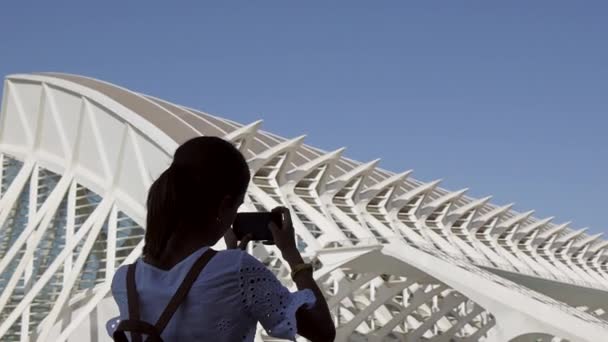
127,262,143,342
117,249,218,342
153,249,217,333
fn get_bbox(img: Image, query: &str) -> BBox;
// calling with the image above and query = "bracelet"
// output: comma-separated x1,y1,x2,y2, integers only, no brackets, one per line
290,263,313,279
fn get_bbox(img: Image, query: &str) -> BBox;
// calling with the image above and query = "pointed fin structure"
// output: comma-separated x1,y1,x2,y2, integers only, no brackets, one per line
358,170,412,203
573,233,603,249
223,119,263,153
556,228,588,244
471,203,514,228
491,210,534,236
536,222,571,241
589,239,608,253
419,188,468,217
389,179,442,212
444,196,493,230
449,195,492,218
512,217,554,242
285,147,345,185
518,216,554,235
324,158,380,195
247,135,306,173
499,210,535,229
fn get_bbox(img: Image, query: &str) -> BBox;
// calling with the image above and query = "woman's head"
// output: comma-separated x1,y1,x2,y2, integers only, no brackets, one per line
143,136,250,260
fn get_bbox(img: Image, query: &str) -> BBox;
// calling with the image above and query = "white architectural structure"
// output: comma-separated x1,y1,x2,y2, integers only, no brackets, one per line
0,73,607,342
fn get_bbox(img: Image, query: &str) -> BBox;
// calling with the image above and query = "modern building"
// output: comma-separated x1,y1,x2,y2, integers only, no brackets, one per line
0,73,607,342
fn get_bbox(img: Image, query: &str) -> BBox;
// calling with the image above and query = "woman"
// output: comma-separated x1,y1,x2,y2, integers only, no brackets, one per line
107,136,335,341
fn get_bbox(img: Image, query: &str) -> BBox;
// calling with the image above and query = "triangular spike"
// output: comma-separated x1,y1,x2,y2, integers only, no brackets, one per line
429,179,443,187
456,188,469,195
223,119,263,141
286,147,346,183
425,188,468,208
324,158,381,193
453,195,492,215
334,147,347,154
293,134,307,143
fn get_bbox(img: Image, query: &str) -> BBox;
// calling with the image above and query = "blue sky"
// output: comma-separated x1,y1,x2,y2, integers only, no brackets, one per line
1,1,606,233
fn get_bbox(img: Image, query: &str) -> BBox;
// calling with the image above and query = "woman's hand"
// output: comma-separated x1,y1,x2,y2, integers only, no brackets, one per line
269,207,303,265
224,229,252,250
269,207,336,341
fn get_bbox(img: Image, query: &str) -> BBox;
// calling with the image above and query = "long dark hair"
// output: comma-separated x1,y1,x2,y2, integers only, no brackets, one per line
143,136,250,260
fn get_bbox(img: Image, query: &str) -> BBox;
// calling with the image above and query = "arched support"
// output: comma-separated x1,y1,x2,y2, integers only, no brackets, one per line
381,241,608,342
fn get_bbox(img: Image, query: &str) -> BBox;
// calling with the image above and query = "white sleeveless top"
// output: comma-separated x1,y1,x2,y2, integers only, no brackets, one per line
106,247,316,341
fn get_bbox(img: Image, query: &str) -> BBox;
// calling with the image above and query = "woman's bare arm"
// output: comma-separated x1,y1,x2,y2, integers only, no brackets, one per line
282,248,335,341
270,207,336,341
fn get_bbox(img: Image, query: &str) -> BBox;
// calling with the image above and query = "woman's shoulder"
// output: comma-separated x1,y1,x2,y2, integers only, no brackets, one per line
214,248,268,275
206,249,271,283
237,250,267,270
110,249,267,293
111,264,128,293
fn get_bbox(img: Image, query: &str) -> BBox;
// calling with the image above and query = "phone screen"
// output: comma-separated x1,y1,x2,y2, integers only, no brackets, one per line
232,212,279,242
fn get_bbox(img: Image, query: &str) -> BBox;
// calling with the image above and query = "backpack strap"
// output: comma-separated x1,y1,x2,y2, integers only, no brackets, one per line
153,249,217,333
113,248,218,342
129,261,144,342
113,262,147,342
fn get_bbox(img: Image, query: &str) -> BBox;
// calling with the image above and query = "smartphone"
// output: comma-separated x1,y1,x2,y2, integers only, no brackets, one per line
232,211,282,243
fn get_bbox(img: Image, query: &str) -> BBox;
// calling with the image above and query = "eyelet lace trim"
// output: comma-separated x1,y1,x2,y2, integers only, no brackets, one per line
239,254,316,340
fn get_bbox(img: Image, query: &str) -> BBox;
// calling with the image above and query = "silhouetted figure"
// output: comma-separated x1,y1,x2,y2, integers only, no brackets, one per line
108,136,335,341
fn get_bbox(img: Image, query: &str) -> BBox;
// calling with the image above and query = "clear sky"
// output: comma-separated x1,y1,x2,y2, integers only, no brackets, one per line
1,1,606,233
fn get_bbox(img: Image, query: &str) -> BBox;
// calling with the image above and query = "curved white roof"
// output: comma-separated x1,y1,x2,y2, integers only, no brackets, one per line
29,72,600,246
